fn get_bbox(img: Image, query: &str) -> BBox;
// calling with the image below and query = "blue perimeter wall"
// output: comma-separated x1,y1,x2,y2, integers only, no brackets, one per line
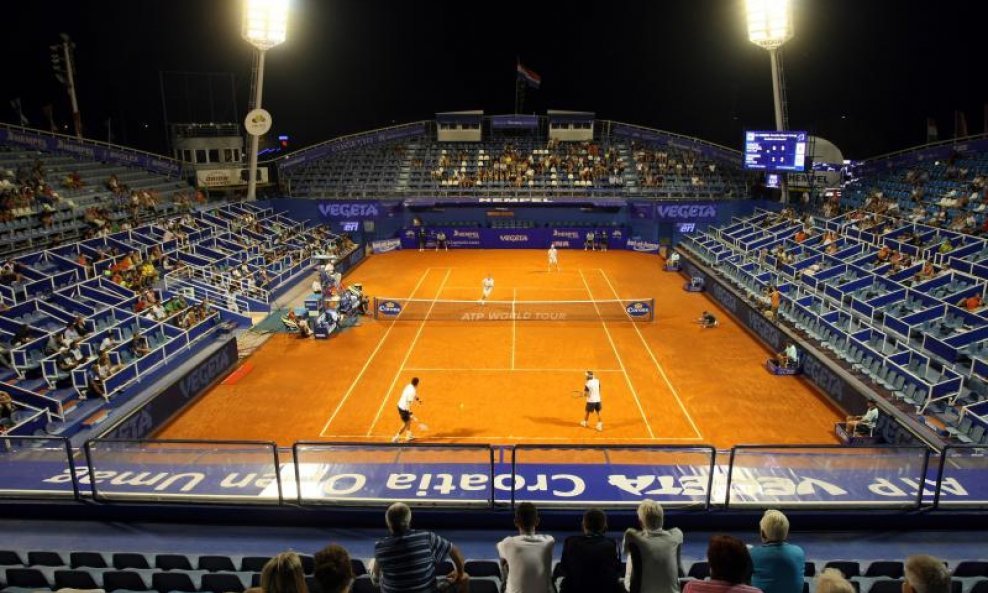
261,198,780,246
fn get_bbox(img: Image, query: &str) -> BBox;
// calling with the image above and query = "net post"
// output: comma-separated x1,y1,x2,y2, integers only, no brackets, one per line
649,297,655,322
372,297,379,320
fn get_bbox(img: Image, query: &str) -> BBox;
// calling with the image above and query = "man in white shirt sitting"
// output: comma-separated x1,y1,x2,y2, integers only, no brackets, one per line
496,502,555,593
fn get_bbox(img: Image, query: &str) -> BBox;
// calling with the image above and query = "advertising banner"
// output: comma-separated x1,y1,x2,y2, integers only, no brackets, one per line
0,127,184,177
371,238,401,254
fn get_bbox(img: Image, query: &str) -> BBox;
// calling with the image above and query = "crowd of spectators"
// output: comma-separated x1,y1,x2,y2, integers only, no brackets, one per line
630,141,724,189
233,502,953,593
428,140,626,188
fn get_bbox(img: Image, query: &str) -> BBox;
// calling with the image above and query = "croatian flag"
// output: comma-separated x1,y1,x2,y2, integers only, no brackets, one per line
517,63,541,89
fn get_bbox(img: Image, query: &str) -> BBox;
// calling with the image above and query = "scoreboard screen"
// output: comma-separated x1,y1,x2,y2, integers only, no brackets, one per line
744,131,808,172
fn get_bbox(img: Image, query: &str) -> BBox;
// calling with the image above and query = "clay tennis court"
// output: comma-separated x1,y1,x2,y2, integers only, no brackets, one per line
155,250,842,449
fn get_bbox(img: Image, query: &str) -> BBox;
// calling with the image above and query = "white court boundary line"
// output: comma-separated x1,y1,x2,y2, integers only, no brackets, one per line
578,269,656,439
403,368,624,372
318,267,437,437
365,268,453,436
324,434,704,442
598,268,703,440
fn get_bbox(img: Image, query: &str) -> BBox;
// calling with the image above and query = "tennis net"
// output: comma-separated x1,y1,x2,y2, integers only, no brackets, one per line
372,297,654,322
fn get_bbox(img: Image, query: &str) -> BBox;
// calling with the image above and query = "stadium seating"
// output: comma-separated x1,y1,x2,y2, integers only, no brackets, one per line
0,200,346,441
1,549,987,593
679,201,988,444
280,120,748,200
0,146,193,256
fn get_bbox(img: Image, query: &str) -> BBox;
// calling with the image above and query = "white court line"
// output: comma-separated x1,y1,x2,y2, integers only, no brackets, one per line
442,286,590,291
402,368,624,372
511,287,516,370
325,434,704,442
365,268,453,436
319,267,435,437
597,268,704,440
578,269,656,439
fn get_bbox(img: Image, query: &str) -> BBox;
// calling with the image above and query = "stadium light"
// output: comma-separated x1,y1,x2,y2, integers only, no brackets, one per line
242,0,289,201
746,0,793,203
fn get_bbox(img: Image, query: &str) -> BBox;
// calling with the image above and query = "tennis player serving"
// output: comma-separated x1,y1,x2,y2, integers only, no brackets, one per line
392,377,422,443
580,370,603,432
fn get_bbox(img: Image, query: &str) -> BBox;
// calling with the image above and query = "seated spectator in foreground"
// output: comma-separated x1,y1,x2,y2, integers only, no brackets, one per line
750,510,805,593
903,554,951,593
623,499,683,593
845,401,879,435
246,552,309,593
371,502,468,593
683,535,761,593
314,544,354,593
497,502,554,593
815,568,854,593
558,508,623,593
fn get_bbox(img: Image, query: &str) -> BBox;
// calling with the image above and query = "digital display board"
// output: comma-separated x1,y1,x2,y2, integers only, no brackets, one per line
744,131,808,172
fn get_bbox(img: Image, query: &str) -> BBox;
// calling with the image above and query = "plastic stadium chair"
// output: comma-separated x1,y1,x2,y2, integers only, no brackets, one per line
865,562,904,579
299,555,315,575
240,556,271,572
825,561,861,578
305,575,324,593
953,562,988,577
0,550,24,566
70,551,108,569
103,570,151,592
351,558,367,576
464,560,500,578
151,571,197,593
197,555,237,573
27,551,64,567
200,573,245,593
805,562,816,577
688,561,710,580
113,553,151,570
154,554,193,571
469,580,500,593
970,581,988,593
5,568,52,590
54,569,101,591
867,579,904,593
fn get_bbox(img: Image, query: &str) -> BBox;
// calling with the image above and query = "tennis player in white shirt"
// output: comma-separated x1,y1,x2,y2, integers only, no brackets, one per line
392,377,422,443
548,245,560,272
580,371,603,431
480,273,494,306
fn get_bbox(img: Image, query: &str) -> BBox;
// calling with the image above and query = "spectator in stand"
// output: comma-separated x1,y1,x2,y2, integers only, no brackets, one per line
815,569,854,593
683,535,761,593
959,294,982,312
496,502,554,593
246,552,309,593
750,510,805,593
903,555,951,593
846,401,879,435
0,391,16,432
371,502,468,593
11,324,33,347
559,508,623,593
131,332,151,358
622,499,683,593
314,544,354,593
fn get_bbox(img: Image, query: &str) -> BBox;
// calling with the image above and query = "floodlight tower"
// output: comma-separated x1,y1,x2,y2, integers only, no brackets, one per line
242,0,289,201
746,0,793,203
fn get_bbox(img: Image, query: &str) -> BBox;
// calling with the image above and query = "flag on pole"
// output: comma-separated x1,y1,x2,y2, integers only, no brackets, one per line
926,117,938,142
516,62,541,89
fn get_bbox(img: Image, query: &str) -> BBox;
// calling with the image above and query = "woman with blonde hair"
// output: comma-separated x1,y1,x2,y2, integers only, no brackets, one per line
251,552,308,593
815,568,854,593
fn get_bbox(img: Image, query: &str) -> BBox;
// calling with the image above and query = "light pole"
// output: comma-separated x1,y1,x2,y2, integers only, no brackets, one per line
242,0,289,201
746,0,793,203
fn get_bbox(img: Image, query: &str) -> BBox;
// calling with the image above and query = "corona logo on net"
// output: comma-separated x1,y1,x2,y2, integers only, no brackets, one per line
625,301,652,318
377,300,402,316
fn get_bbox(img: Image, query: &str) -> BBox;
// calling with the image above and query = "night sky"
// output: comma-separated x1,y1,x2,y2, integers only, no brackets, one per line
3,0,986,160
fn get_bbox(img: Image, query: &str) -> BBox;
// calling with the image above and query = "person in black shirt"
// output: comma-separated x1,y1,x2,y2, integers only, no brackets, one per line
559,508,624,593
